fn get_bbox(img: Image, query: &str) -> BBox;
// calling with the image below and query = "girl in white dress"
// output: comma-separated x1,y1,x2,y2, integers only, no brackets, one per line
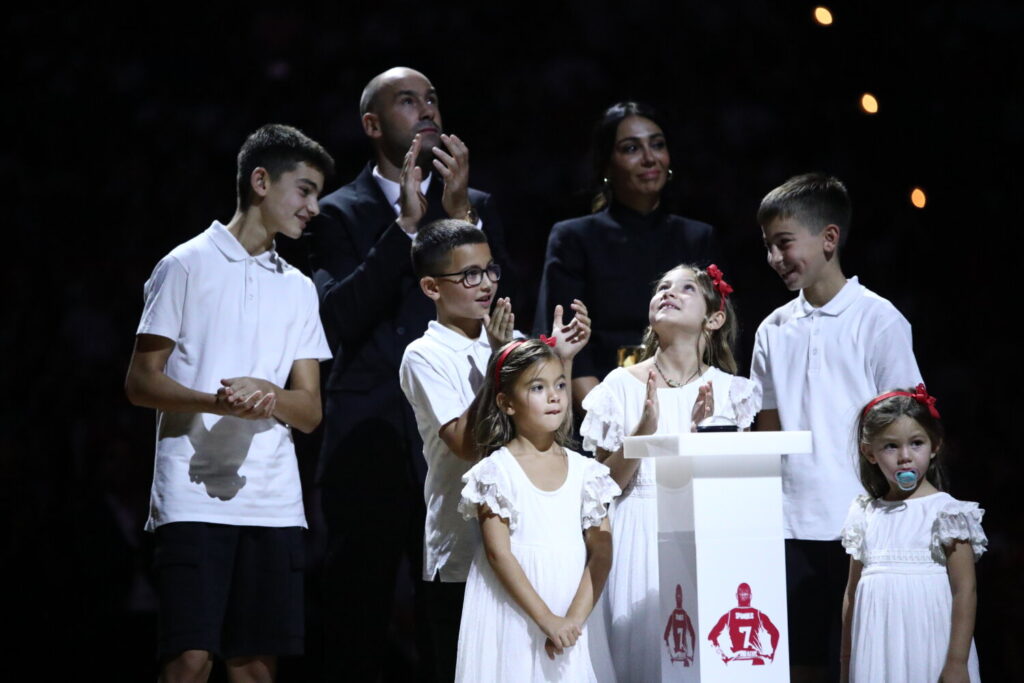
840,385,987,683
579,264,760,682
456,337,620,682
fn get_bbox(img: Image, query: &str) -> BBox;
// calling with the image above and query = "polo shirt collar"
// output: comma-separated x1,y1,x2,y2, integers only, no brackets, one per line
207,220,283,272
372,165,433,210
797,276,862,317
426,319,490,352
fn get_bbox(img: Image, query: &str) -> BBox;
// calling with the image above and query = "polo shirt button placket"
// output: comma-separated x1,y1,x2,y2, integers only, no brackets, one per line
246,259,256,305
809,314,822,371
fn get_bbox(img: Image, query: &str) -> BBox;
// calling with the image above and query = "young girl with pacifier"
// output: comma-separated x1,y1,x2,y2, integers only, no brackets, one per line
579,263,760,682
840,385,987,683
454,336,620,682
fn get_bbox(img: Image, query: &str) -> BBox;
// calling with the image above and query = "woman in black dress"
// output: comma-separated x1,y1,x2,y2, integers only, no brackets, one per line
534,101,717,409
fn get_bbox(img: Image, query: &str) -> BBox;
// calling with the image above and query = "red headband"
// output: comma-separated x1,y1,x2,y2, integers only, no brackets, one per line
706,264,733,311
862,383,941,420
494,336,557,389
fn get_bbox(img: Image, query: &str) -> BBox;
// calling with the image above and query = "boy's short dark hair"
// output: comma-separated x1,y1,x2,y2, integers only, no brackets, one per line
757,173,852,246
236,124,335,210
411,219,489,278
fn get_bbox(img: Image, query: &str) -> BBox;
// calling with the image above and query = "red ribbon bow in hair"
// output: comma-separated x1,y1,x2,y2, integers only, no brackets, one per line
539,335,557,348
909,383,941,419
706,264,733,311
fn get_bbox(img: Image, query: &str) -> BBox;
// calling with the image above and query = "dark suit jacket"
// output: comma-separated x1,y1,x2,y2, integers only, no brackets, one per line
307,163,508,488
533,202,715,382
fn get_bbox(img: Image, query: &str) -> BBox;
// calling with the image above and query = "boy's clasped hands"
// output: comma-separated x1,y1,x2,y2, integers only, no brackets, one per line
216,377,277,419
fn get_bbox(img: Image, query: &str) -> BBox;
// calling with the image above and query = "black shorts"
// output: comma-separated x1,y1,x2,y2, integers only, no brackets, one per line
785,539,848,667
154,522,305,660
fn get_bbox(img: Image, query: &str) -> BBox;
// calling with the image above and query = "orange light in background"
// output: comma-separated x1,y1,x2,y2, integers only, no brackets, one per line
814,7,834,25
911,188,927,208
860,93,879,114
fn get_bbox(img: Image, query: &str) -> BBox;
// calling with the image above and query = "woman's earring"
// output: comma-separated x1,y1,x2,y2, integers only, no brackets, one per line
602,177,609,186
667,168,674,181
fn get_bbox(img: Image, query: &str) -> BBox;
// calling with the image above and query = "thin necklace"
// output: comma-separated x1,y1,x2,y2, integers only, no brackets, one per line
653,353,703,388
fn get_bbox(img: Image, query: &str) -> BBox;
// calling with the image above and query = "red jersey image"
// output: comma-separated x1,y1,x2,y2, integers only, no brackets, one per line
663,584,696,666
707,582,780,665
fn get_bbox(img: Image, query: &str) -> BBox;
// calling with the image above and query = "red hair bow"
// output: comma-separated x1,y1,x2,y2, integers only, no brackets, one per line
862,383,941,420
706,264,733,311
539,335,557,348
909,383,941,419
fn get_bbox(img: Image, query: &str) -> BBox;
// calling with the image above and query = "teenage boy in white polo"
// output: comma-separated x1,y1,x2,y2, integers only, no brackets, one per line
125,124,333,682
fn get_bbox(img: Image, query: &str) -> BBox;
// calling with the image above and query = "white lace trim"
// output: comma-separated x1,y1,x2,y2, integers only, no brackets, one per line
930,500,987,563
840,494,872,561
459,457,519,531
580,460,621,529
863,548,936,564
580,383,626,453
727,376,762,430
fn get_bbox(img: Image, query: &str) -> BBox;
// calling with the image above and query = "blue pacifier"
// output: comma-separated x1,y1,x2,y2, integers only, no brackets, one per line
895,470,918,491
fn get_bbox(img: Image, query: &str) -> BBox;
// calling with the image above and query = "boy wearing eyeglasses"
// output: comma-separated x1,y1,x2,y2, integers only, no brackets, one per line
400,210,590,673
399,216,512,674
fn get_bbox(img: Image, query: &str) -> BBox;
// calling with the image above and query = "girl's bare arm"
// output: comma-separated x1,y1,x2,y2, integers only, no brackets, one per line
940,540,977,683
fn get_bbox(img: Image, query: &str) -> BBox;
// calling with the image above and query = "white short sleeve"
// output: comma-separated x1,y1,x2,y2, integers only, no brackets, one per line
751,325,776,411
580,380,627,453
580,458,620,529
137,255,188,341
728,376,762,430
293,279,332,362
840,495,872,561
459,454,519,531
400,350,467,431
869,315,923,393
931,500,987,563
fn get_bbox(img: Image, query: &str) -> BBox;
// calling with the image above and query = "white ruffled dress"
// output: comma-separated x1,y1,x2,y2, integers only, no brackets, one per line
841,492,987,683
579,366,760,683
455,447,620,682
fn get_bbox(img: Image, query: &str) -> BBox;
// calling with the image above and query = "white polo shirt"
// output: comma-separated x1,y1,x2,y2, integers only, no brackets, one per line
399,321,493,582
751,277,922,540
137,221,331,531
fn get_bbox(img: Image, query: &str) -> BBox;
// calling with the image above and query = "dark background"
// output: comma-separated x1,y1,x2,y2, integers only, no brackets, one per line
4,2,1020,679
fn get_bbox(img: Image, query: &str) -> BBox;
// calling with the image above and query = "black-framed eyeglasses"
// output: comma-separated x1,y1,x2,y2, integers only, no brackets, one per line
432,263,502,287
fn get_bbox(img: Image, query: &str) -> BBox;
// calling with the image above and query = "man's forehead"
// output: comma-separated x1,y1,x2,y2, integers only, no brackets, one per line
381,70,433,95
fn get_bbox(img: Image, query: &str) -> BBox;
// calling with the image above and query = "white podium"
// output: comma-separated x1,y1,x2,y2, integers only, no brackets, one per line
624,431,812,682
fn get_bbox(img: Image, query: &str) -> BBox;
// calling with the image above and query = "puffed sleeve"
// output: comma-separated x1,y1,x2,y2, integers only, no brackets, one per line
580,380,627,454
459,454,519,532
931,499,988,563
728,376,762,430
580,458,621,529
840,495,872,562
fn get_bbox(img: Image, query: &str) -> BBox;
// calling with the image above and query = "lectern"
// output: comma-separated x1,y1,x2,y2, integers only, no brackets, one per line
624,431,812,682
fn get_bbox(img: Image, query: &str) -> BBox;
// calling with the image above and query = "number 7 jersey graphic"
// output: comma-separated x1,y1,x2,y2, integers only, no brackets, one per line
707,582,780,665
663,584,696,665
